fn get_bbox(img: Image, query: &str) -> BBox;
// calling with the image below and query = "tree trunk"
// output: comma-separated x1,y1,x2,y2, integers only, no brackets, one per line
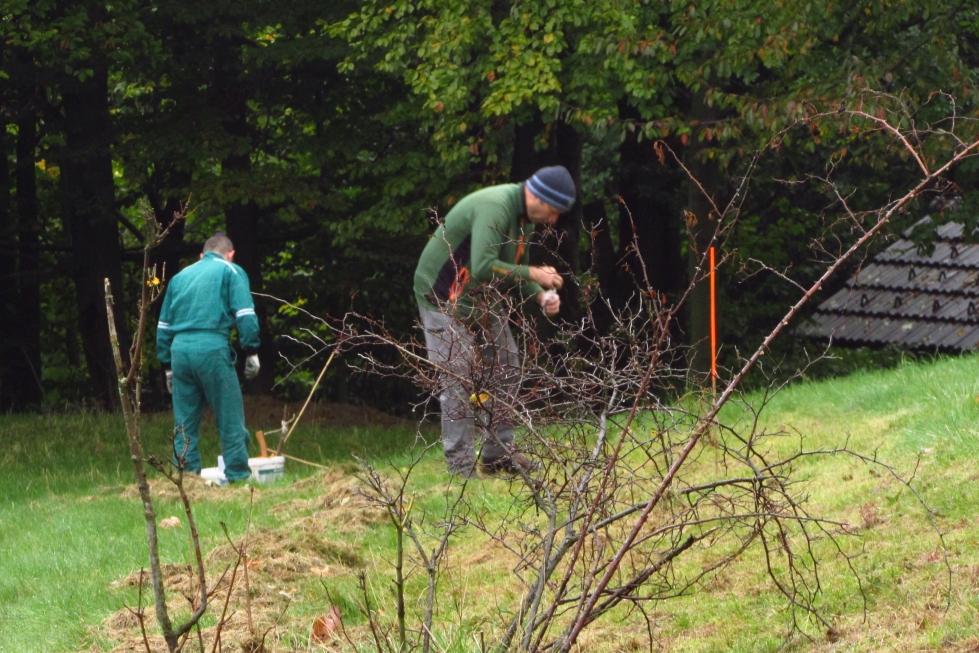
510,114,547,183
684,86,723,384
616,132,684,301
15,56,43,407
0,79,18,410
150,194,188,282
62,59,126,410
543,121,582,322
581,199,616,334
226,195,275,393
219,76,274,393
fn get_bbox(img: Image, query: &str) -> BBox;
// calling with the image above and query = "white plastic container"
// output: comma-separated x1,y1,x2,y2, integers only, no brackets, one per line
199,455,286,485
200,466,228,486
248,456,285,482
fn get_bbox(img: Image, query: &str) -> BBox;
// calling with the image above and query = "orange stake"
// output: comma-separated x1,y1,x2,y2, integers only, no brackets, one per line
710,246,717,394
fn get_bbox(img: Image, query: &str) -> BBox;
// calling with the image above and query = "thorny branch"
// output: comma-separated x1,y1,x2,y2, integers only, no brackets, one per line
269,100,960,651
558,101,970,650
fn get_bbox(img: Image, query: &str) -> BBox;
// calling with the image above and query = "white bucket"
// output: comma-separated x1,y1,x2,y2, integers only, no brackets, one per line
248,456,286,482
200,455,286,485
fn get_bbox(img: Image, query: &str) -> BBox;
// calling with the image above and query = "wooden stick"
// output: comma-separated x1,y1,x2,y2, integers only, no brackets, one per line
274,348,337,456
255,431,269,458
282,453,331,470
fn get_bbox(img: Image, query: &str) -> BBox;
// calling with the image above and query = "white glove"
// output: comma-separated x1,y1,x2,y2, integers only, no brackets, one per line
244,354,260,380
165,370,173,394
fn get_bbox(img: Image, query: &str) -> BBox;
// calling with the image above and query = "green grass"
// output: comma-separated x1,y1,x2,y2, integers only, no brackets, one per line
760,352,979,461
7,354,979,651
675,353,979,651
0,410,429,652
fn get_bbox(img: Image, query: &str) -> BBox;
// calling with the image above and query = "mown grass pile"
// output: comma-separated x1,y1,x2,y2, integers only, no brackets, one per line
5,354,979,651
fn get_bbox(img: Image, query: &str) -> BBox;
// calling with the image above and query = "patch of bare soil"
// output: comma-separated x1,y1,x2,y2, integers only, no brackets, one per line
143,398,410,448
242,397,408,432
96,467,381,653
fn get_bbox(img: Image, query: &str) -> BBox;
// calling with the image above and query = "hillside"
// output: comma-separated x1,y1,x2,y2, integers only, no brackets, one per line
3,358,979,652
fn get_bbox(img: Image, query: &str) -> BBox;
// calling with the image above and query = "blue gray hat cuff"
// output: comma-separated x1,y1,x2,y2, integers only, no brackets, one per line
526,167,576,213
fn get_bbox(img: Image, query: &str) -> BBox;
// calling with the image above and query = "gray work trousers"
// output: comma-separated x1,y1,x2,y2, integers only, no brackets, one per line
418,303,520,476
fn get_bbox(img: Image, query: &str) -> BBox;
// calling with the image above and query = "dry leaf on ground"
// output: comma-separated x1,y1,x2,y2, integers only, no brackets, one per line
311,606,342,643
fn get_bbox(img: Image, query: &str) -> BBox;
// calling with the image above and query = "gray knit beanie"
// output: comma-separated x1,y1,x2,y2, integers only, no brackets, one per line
526,166,576,213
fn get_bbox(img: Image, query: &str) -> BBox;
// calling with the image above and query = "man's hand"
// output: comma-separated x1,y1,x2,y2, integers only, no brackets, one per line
537,290,560,317
165,370,173,394
529,265,563,290
244,354,261,380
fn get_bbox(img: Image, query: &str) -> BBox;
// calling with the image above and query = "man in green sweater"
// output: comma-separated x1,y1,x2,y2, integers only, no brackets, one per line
157,233,261,482
414,166,575,477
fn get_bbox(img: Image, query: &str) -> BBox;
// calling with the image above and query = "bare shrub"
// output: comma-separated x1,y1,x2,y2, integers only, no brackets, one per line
317,98,970,651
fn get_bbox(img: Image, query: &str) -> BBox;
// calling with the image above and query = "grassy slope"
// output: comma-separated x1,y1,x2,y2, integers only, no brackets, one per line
660,353,979,652
5,355,979,651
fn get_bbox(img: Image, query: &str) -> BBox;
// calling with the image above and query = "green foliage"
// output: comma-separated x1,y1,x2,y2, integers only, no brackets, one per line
3,0,979,407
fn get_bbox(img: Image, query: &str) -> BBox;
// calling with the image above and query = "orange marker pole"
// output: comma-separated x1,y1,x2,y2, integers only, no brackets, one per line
710,246,717,396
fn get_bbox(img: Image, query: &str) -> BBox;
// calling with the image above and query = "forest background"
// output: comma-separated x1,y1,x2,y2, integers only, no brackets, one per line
2,0,978,412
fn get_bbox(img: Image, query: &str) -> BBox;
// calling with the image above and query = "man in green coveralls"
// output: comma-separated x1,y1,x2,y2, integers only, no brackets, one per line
157,233,261,482
414,166,575,478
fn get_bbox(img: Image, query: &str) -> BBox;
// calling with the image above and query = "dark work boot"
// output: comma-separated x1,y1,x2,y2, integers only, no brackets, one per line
447,465,478,481
479,452,539,477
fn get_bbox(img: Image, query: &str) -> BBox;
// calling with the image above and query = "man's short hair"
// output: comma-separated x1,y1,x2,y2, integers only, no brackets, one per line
203,234,234,255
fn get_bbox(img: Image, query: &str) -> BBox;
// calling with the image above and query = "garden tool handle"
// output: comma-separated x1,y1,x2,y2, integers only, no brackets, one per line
274,348,337,457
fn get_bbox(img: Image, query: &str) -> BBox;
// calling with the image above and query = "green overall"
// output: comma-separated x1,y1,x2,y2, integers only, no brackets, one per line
157,252,261,481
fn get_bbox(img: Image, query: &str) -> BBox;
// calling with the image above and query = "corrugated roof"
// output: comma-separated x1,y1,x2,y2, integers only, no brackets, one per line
804,219,979,350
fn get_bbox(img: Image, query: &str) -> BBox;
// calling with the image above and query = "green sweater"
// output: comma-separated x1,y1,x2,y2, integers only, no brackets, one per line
414,183,544,318
157,251,261,365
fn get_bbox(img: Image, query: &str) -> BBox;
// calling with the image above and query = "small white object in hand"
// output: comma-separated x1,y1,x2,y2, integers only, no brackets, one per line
244,354,261,380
